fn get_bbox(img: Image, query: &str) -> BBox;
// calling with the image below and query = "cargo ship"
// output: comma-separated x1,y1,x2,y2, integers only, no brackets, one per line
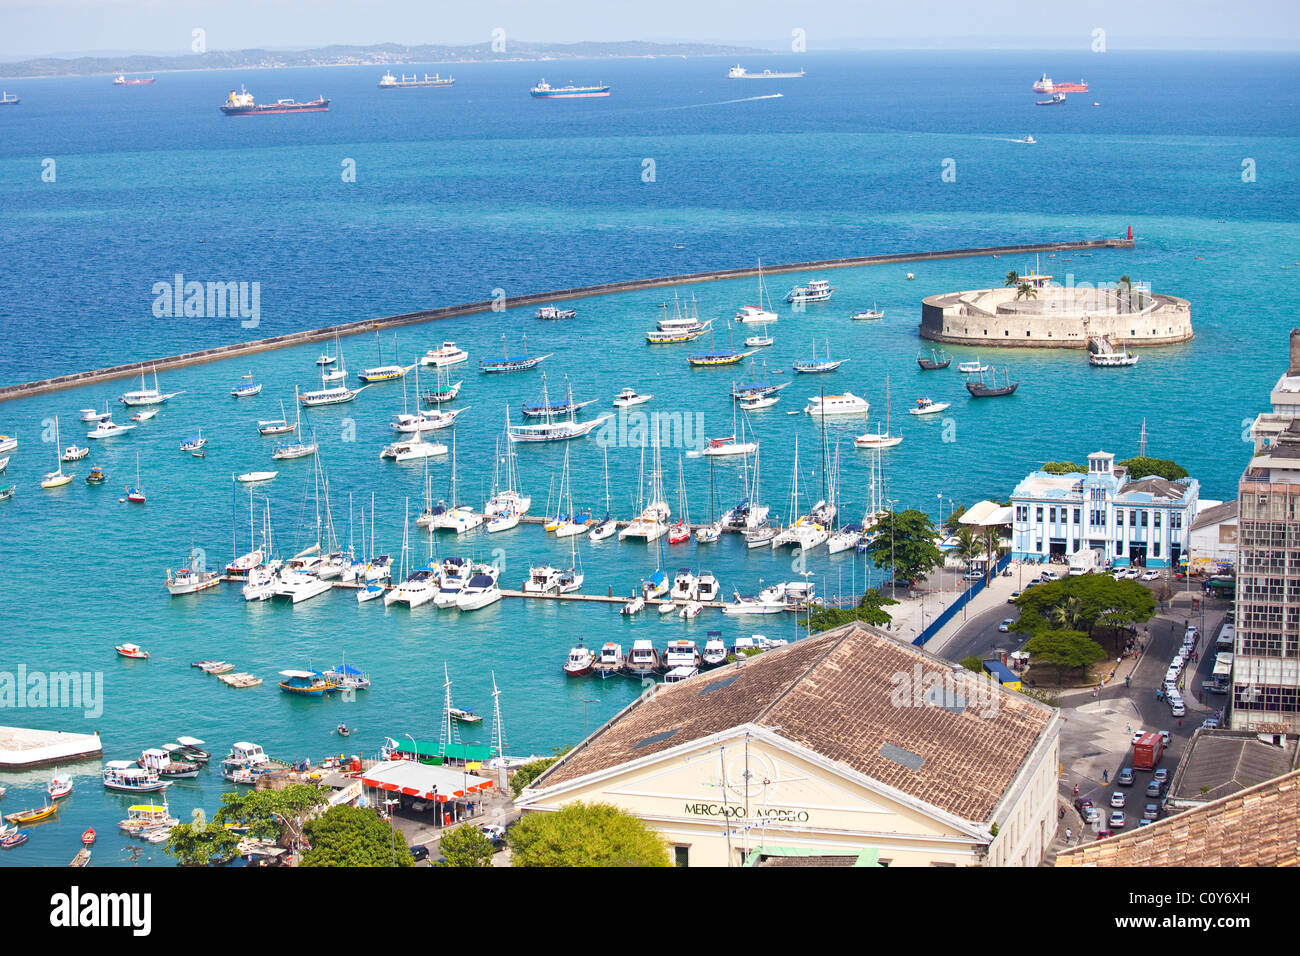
529,80,610,99
114,75,156,86
220,86,329,116
1032,74,1088,94
0,91,18,106
379,71,455,89
728,65,805,79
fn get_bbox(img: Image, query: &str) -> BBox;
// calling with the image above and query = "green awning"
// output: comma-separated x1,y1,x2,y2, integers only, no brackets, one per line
392,740,492,763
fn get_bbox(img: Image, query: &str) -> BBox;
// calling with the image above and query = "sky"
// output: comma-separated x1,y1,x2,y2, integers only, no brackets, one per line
2,0,1298,59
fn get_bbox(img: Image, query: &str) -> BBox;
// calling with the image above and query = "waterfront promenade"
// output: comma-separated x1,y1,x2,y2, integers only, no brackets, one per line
0,237,1132,402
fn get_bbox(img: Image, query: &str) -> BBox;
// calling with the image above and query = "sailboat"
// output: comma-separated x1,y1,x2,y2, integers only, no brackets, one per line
588,445,618,541
792,339,847,373
391,363,470,433
479,334,552,373
557,526,584,593
701,398,757,457
619,424,671,542
694,457,723,542
125,452,146,503
231,372,262,398
322,336,348,383
119,367,184,407
508,375,610,443
273,392,318,459
667,456,692,544
687,324,756,367
421,362,462,404
258,398,298,435
552,446,592,537
485,415,531,531
734,259,779,324
723,444,771,533
854,377,904,449
771,435,830,551
40,416,74,489
427,433,483,534
226,482,266,575
356,331,414,383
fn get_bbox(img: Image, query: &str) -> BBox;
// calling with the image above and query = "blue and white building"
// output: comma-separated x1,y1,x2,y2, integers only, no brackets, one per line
1010,451,1199,568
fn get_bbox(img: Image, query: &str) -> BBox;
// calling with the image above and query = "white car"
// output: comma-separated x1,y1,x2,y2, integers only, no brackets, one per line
1040,570,1060,581
998,618,1014,632
1141,570,1161,581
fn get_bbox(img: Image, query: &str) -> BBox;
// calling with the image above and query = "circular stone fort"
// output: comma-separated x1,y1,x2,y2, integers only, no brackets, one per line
919,274,1192,349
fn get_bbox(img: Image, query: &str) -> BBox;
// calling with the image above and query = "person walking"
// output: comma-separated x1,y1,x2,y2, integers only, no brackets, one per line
1103,768,1109,783
1065,827,1073,844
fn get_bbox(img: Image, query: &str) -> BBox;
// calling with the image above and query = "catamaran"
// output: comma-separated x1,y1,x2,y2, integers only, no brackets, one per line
734,259,779,323
804,392,869,417
119,367,183,407
771,436,831,552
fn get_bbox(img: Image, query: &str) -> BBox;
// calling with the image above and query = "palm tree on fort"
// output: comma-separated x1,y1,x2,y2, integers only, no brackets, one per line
1015,281,1038,301
1117,274,1133,314
1003,271,1020,288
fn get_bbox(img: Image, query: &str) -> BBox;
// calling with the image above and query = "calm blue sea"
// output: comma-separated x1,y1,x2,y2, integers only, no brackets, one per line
0,50,1297,865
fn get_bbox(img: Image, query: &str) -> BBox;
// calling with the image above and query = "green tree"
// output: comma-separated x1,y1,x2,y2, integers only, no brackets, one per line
959,655,986,674
1023,629,1107,681
953,526,985,571
1003,271,1020,288
1013,575,1155,654
809,587,898,632
164,821,241,867
438,823,496,867
509,802,670,868
213,784,328,841
1042,460,1087,475
510,751,570,799
300,804,413,867
864,508,943,587
942,503,967,535
1117,457,1188,481
1015,281,1038,301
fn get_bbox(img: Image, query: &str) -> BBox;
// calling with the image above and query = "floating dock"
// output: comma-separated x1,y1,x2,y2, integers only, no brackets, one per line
0,725,103,770
0,237,1133,402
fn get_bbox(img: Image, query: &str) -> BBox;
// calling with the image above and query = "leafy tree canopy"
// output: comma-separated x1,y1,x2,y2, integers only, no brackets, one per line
509,802,670,868
1023,629,1108,676
164,822,241,867
438,823,495,868
1013,575,1155,643
1117,457,1188,481
809,587,898,632
300,804,413,868
864,509,943,585
510,749,570,799
1042,461,1087,475
213,784,329,841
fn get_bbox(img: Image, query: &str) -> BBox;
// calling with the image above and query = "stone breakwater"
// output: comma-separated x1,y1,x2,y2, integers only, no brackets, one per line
919,283,1191,349
0,237,1132,402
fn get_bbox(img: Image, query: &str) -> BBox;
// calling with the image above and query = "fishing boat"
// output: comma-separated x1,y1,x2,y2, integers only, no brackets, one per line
1089,348,1140,367
734,259,779,323
1,831,28,849
792,339,846,373
70,848,92,867
165,559,221,596
664,639,701,667
125,452,146,503
784,278,834,303
5,803,57,825
231,372,262,398
80,403,114,421
563,644,595,677
612,388,652,408
909,397,950,416
120,367,183,407
138,748,201,779
592,642,625,677
965,368,1020,397
535,306,577,319
804,392,869,417
277,670,337,697
81,828,96,846
115,643,149,659
179,429,207,452
854,378,903,449
61,445,89,462
87,418,135,440
85,466,106,485
420,341,469,367
624,640,662,678
916,348,951,370
851,304,885,320
956,358,990,374
102,761,170,793
480,334,551,373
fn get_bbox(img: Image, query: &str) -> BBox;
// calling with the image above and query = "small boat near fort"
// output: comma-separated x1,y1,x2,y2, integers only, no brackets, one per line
966,368,1020,397
917,348,951,370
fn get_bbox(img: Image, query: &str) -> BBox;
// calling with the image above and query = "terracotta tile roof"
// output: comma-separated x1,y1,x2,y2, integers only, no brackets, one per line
1168,730,1300,805
1056,769,1300,867
532,624,1055,823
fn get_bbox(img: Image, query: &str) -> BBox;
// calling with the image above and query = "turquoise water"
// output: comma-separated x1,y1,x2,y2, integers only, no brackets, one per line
0,51,1298,865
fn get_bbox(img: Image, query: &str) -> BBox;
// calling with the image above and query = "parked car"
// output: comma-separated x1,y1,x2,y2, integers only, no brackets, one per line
1040,570,1060,581
1153,768,1170,785
1117,767,1135,786
1141,570,1161,581
1109,791,1126,808
964,570,983,581
1008,591,1022,603
1145,780,1164,798
409,844,430,862
1202,716,1221,730
998,618,1014,632
1109,810,1127,829
1170,700,1186,717
1142,803,1161,821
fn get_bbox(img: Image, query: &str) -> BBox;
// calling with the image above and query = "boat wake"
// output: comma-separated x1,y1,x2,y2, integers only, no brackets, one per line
665,94,784,110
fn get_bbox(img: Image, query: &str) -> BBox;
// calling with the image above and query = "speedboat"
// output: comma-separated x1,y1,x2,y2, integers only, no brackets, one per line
701,634,728,668
87,419,135,440
455,568,502,610
236,471,278,484
909,397,950,416
803,393,869,417
115,643,150,659
739,394,778,411
563,644,595,677
612,388,652,408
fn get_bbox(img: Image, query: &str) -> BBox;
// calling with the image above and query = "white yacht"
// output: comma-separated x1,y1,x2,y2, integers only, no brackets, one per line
734,259,779,323
523,565,562,593
420,342,469,367
455,567,501,610
271,568,333,605
87,418,135,440
390,405,468,434
385,565,440,608
612,388,652,408
380,435,447,461
696,572,721,602
119,367,183,407
804,392,870,417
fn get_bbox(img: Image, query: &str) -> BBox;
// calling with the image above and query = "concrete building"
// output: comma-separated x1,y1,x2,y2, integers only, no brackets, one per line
520,624,1061,867
919,273,1192,349
1188,500,1238,570
1010,451,1199,568
1165,729,1299,812
1233,331,1300,733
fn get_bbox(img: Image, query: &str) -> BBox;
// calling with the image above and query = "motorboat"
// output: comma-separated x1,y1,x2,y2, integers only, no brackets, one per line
47,771,73,800
624,640,661,678
523,565,561,593
138,748,201,779
679,601,703,619
277,670,338,697
420,342,469,367
129,408,159,422
592,642,625,677
620,596,645,615
701,633,728,668
740,394,778,410
804,393,869,417
62,445,89,462
165,565,221,596
102,760,170,793
85,466,106,485
1089,349,1140,367
909,397,950,416
696,572,721,602
671,569,698,601
535,306,577,320
87,419,135,440
723,586,787,615
455,569,502,610
784,278,833,303
612,388,652,408
179,430,208,453
115,643,150,659
380,436,448,461
80,405,112,423
237,471,278,483
664,639,701,667
851,304,885,320
956,359,990,374
563,644,595,677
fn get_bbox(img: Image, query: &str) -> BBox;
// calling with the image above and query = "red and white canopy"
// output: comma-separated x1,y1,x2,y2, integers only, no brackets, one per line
359,760,494,804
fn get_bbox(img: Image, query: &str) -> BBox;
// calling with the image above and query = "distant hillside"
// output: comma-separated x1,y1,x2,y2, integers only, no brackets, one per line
0,40,771,78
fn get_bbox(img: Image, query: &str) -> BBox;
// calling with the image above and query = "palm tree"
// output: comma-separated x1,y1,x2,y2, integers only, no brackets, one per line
1048,595,1083,631
954,527,985,571
1117,274,1132,314
1003,271,1020,288
1015,281,1038,301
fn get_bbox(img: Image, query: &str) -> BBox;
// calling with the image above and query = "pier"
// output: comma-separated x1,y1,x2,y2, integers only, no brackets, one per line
0,726,103,770
0,237,1133,402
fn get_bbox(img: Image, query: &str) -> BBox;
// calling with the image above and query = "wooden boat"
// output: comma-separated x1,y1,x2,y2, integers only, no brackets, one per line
277,669,338,697
5,803,57,825
0,486,14,501
81,828,97,845
480,334,551,373
47,771,73,800
69,848,91,867
336,723,352,737
85,466,106,484
1,830,28,849
916,348,951,370
965,368,1019,397
792,339,845,373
